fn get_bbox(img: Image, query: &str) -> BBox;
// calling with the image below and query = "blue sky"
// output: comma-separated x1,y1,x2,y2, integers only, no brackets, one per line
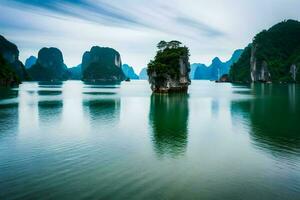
1,0,300,72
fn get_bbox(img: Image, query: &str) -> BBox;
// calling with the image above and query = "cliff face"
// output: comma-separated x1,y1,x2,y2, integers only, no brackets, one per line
230,20,300,83
148,58,190,93
82,46,125,82
250,45,271,82
27,47,69,81
0,35,28,83
148,41,191,93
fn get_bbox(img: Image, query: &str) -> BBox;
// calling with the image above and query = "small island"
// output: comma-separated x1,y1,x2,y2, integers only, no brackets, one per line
147,40,191,93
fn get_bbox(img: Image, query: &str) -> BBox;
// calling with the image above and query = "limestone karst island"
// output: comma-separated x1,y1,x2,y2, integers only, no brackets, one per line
0,0,300,199
148,41,191,93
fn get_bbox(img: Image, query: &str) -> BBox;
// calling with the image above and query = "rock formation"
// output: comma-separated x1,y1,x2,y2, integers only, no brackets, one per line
82,46,125,82
148,41,191,93
0,35,28,84
25,56,37,69
250,46,271,82
230,20,300,83
0,54,21,86
122,64,139,80
27,47,69,81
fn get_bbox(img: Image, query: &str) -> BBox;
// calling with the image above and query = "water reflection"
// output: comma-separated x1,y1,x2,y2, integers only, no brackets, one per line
149,94,189,157
0,102,18,139
0,87,18,100
38,101,63,126
84,99,121,127
231,84,300,156
18,84,39,132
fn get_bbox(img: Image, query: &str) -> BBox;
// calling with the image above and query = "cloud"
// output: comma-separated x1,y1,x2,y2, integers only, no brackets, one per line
7,0,225,38
176,17,224,37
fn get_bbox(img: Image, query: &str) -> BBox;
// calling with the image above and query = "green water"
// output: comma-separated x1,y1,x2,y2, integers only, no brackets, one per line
0,81,299,199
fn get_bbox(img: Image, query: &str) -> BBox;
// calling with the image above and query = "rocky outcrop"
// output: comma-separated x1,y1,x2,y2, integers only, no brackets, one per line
122,64,139,80
148,41,191,93
250,46,271,82
82,46,125,82
0,35,28,82
27,47,69,81
0,54,21,86
25,56,37,69
149,56,191,93
230,20,300,83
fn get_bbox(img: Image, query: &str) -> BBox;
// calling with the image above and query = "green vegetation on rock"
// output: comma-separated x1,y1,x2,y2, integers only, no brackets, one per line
147,40,191,93
148,41,190,79
0,54,20,87
230,20,300,83
82,46,125,82
27,47,70,81
0,35,28,86
230,45,252,82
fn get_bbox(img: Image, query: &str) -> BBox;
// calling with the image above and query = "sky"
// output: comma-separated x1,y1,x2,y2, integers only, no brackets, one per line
1,0,300,73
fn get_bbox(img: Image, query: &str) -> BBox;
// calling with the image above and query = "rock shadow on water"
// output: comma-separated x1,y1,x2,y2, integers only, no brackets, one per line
83,98,121,127
83,82,121,89
0,102,18,138
231,84,300,158
38,101,63,125
38,81,63,88
0,87,18,100
38,90,62,96
149,93,189,158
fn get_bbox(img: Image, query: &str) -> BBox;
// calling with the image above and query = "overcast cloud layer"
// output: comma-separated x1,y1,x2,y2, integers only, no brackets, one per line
1,0,300,72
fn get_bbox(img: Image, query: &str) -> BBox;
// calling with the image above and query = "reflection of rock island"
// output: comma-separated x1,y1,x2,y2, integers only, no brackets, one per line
84,98,121,126
149,94,189,157
231,84,300,156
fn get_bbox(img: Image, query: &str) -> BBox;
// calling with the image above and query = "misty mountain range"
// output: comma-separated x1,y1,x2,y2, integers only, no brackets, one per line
23,49,242,81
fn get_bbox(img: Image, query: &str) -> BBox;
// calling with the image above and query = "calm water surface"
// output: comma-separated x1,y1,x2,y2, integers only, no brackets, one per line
0,81,299,199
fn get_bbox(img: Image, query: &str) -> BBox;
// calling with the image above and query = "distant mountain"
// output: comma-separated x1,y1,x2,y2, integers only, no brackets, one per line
139,68,148,80
25,56,37,69
193,49,243,80
189,64,202,79
27,47,70,81
192,63,210,80
0,35,29,85
230,20,300,83
68,64,82,80
122,64,139,79
82,46,125,82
